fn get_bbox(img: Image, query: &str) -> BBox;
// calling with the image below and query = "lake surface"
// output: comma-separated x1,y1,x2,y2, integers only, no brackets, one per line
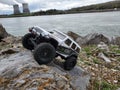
0,11,120,37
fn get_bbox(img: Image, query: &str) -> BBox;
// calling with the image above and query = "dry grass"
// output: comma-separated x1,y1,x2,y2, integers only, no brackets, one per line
78,45,120,90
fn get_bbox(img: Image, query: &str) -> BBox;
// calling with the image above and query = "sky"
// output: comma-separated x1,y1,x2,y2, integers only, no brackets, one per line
0,0,114,15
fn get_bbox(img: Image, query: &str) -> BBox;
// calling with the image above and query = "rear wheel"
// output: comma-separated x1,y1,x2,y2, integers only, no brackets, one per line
33,43,56,64
64,56,77,70
22,33,35,50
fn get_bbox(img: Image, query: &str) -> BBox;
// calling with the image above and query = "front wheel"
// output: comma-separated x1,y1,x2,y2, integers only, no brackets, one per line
64,56,77,70
33,43,56,65
22,33,35,50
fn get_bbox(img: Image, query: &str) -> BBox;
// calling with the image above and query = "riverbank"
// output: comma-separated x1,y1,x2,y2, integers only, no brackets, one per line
0,10,119,18
1,11,120,38
0,13,32,18
0,24,90,90
0,24,120,90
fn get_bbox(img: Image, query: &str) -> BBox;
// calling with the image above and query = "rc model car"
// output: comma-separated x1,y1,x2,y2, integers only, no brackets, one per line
22,26,81,70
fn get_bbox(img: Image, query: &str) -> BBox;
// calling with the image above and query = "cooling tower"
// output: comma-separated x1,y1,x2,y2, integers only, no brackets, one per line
22,3,30,13
13,4,20,14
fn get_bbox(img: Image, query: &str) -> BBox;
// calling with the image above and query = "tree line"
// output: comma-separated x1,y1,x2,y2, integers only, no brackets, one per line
33,0,120,15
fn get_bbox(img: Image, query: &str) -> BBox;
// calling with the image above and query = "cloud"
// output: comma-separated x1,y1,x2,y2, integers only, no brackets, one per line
25,0,113,11
0,0,18,5
25,0,84,11
0,0,26,5
0,3,13,14
15,0,26,3
0,0,114,14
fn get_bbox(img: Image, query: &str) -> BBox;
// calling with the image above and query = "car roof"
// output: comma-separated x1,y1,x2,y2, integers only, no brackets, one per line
33,26,49,34
33,26,81,50
53,30,81,49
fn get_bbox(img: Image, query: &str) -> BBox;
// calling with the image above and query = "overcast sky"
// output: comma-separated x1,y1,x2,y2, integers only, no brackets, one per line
0,0,114,14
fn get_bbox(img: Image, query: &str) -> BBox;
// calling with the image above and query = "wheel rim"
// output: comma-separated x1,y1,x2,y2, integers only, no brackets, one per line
67,60,75,69
33,43,56,65
41,48,51,58
64,57,77,70
38,48,52,62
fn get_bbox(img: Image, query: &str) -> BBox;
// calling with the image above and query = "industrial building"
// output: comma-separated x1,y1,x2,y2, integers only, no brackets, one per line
13,3,30,14
22,3,30,13
13,4,21,14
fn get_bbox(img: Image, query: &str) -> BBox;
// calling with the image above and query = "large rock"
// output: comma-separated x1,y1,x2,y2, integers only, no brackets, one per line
2,36,22,44
67,31,110,46
0,48,20,55
67,31,83,40
114,37,120,46
83,33,110,45
0,24,9,41
0,51,90,90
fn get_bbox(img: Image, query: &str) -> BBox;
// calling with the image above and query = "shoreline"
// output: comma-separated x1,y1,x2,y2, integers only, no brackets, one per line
0,24,120,89
0,10,119,18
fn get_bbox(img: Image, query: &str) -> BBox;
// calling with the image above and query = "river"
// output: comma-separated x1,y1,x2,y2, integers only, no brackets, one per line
0,11,120,37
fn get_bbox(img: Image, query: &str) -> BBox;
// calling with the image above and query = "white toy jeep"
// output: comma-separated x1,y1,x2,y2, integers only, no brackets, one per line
22,26,81,70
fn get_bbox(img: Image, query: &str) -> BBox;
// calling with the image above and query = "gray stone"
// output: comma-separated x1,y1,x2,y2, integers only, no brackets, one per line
117,88,120,90
0,24,9,41
82,33,110,45
0,48,19,55
0,51,90,90
2,36,22,44
113,37,120,47
98,53,111,63
97,42,109,51
67,31,83,40
67,31,110,46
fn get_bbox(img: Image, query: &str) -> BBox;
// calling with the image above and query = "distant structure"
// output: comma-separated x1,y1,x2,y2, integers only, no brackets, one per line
13,4,20,14
22,3,30,13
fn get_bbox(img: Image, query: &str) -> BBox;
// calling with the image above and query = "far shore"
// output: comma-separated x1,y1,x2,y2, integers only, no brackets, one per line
0,9,120,18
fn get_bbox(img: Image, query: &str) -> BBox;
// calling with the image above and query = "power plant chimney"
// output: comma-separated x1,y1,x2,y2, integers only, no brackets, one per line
13,4,20,14
22,3,30,13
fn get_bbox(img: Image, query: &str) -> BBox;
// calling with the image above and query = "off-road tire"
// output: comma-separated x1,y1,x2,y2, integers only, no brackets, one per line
64,56,77,70
33,43,56,64
22,33,35,50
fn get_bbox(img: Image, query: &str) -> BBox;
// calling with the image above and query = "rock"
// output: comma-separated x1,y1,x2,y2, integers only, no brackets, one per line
0,48,19,55
0,36,22,51
2,36,22,44
83,33,110,45
0,51,90,90
67,31,110,46
112,37,120,47
12,43,23,48
67,31,83,40
98,53,111,63
0,24,9,41
111,37,120,47
97,42,109,51
117,88,120,90
76,37,85,46
0,24,21,44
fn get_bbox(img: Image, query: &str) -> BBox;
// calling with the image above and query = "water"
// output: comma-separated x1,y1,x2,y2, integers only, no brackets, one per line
0,11,120,37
